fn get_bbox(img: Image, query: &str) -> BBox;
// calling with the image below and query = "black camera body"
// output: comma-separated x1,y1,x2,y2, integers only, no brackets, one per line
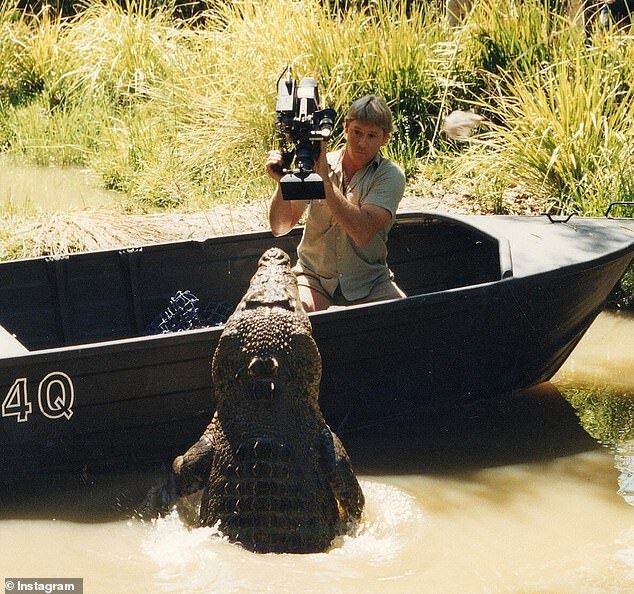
275,68,336,200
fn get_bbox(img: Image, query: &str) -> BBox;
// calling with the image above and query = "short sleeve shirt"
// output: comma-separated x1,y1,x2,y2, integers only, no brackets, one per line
295,148,406,300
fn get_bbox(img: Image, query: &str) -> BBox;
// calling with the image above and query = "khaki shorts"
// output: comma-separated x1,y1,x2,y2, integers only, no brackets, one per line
294,269,406,307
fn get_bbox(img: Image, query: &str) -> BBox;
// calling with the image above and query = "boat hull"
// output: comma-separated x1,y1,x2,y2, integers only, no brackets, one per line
0,213,632,479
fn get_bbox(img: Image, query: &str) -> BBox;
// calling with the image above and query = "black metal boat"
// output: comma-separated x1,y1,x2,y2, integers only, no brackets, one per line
1,211,632,479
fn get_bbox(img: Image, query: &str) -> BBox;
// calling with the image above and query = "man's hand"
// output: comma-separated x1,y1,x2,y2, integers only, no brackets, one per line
314,143,330,181
266,150,285,182
268,148,309,236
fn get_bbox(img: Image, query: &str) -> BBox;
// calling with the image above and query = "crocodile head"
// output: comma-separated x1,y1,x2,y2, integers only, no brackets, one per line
211,248,322,414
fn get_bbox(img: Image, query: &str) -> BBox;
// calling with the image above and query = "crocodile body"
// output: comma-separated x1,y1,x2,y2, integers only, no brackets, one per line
170,248,364,553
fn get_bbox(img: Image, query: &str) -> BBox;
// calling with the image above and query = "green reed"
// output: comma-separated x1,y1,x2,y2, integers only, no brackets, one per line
0,0,634,218
453,51,634,215
83,0,449,207
448,0,634,216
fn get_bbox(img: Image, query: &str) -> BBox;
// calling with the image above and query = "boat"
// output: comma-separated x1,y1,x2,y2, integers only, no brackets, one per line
0,210,632,480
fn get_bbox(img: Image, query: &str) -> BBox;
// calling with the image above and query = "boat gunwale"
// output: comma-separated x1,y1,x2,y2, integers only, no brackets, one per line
0,277,498,365
1,252,629,366
0,211,632,365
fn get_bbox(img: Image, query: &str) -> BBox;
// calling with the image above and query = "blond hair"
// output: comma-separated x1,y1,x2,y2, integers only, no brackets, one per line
345,95,393,135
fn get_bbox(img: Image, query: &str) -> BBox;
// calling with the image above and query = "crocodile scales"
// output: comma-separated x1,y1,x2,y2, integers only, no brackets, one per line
170,247,364,553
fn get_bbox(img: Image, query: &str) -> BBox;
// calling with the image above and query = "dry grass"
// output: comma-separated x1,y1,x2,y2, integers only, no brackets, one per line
0,183,514,261
0,201,271,259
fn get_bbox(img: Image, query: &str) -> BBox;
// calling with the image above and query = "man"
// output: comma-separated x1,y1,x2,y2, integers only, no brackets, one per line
266,94,406,312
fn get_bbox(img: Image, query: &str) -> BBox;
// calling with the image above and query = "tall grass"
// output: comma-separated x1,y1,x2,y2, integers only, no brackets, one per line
59,0,190,103
1,0,634,216
164,0,445,202
446,0,634,215
0,1,58,107
455,47,634,213
0,0,192,168
463,0,586,77
0,1,105,164
85,0,449,207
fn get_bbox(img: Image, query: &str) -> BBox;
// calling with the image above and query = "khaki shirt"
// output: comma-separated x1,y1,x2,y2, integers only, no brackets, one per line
295,148,405,300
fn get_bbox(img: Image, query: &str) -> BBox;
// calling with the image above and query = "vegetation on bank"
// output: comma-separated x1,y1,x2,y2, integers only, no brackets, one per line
0,0,633,217
563,384,634,444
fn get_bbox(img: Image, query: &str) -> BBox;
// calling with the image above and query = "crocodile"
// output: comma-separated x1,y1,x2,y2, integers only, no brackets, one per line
169,247,364,553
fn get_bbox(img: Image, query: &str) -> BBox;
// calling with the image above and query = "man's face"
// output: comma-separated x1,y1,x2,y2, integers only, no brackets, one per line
344,119,389,165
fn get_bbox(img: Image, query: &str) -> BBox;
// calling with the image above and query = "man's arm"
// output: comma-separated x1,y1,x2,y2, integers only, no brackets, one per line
314,149,392,247
266,150,308,236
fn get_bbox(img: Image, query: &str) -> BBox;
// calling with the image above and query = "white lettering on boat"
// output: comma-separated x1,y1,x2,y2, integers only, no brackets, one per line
38,372,74,420
1,373,75,422
2,378,31,422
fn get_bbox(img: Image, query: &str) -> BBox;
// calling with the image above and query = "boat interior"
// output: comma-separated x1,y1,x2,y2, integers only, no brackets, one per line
0,214,502,352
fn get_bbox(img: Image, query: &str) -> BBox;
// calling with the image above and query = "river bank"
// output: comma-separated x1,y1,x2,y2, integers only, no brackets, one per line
0,175,544,257
2,0,632,219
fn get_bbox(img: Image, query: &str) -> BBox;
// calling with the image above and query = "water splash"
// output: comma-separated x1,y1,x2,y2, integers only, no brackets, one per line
615,440,634,506
140,480,426,593
328,481,424,562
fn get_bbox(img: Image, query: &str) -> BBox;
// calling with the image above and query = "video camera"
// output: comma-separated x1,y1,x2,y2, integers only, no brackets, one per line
274,66,336,200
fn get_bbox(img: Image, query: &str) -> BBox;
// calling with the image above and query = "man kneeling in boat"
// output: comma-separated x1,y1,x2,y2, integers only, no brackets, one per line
266,95,406,312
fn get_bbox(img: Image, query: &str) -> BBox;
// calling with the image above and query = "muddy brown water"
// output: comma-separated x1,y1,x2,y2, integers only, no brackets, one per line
0,312,632,594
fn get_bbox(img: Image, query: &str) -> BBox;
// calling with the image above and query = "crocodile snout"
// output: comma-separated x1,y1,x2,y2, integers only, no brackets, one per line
247,356,279,379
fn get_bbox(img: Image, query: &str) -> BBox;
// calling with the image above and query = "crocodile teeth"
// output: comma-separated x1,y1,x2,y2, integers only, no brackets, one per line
251,379,275,401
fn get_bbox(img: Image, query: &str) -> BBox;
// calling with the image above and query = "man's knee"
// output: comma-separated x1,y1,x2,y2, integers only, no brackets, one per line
298,284,331,312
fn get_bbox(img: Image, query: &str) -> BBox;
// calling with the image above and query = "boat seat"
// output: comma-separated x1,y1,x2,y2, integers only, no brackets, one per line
0,324,28,355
